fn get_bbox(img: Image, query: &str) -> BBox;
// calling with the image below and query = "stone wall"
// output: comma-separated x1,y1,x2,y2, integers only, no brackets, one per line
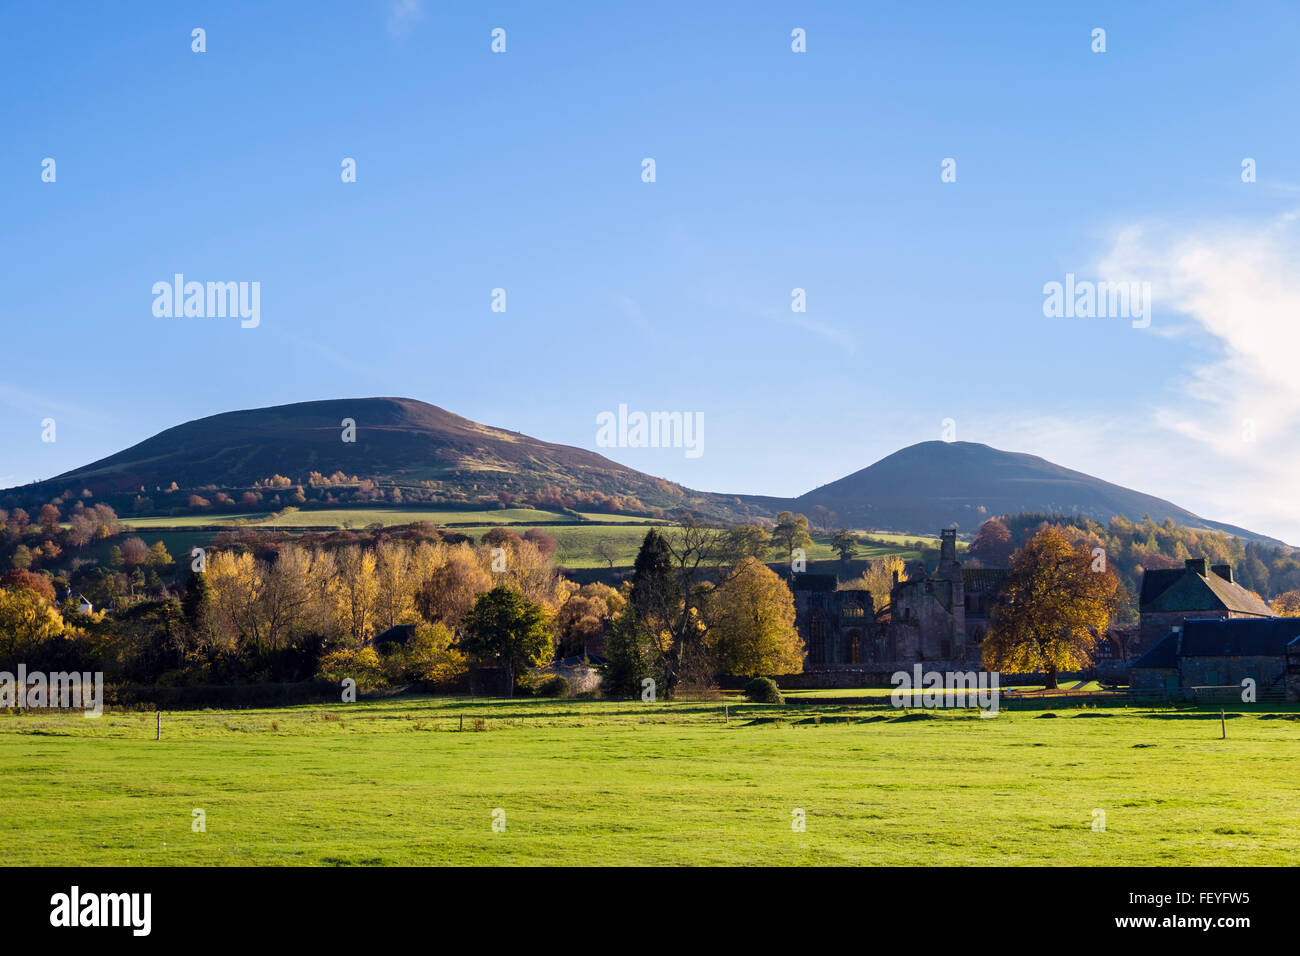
1139,610,1190,650
1179,654,1286,693
779,660,976,689
1129,666,1176,694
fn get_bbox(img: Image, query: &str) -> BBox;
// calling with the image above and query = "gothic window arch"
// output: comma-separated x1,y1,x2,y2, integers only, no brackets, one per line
845,628,862,665
808,610,827,664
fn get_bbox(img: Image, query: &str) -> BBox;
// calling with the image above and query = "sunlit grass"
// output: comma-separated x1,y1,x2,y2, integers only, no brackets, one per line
1,695,1295,866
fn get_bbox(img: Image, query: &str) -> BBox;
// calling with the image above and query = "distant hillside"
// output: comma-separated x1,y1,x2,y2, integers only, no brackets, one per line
9,397,746,519
789,441,1285,545
1,402,1285,546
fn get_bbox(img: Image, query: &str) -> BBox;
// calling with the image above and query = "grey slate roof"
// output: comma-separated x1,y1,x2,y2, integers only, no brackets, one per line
1179,617,1300,656
962,568,1008,593
1131,631,1180,668
1139,562,1272,616
1131,617,1300,668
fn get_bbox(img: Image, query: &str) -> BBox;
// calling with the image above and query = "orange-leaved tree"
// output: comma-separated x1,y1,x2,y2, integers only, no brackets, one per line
983,526,1118,689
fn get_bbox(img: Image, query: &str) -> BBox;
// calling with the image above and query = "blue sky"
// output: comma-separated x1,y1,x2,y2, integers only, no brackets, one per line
4,1,1300,542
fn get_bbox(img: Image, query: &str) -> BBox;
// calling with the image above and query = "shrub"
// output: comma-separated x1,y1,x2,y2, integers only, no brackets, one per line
316,646,385,690
744,676,783,704
535,674,571,698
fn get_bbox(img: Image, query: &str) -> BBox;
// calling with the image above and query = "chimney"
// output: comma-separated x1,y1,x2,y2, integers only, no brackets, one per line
1185,557,1208,576
940,528,957,564
1211,564,1234,583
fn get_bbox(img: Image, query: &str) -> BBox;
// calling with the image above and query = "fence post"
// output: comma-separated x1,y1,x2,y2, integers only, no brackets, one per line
156,712,160,741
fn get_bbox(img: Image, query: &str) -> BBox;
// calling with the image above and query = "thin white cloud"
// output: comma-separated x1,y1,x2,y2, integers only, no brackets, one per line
387,0,424,39
786,313,857,353
1067,210,1300,543
924,212,1300,544
611,293,651,332
0,383,120,424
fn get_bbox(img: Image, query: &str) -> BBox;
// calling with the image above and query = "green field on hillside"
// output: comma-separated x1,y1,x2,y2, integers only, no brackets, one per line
119,506,598,530
107,509,932,570
117,510,949,543
1,696,1295,866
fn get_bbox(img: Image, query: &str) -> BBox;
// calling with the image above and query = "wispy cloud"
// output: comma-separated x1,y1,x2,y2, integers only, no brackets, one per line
1029,210,1300,543
926,211,1300,544
0,383,121,425
611,293,651,333
785,313,857,353
387,0,424,39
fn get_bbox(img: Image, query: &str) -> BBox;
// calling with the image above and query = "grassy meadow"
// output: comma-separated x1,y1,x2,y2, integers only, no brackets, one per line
117,506,601,530
1,695,1296,866
108,506,948,569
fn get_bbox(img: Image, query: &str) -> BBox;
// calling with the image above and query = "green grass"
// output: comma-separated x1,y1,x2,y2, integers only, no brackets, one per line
572,512,661,525
76,531,215,570
782,684,1100,699
120,506,583,530
110,511,927,570
2,696,1296,865
458,524,657,568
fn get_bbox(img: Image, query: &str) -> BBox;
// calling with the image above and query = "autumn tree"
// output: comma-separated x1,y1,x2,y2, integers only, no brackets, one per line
206,551,263,650
706,557,802,677
983,526,1119,689
502,539,563,612
90,504,119,539
0,585,65,668
555,582,624,657
373,538,416,631
38,504,61,536
853,555,906,613
121,536,150,568
480,527,523,550
418,544,492,625
393,622,466,685
809,505,838,535
721,525,771,564
258,544,317,652
66,513,95,548
970,517,1015,566
522,528,558,557
1272,589,1300,616
333,546,379,644
770,511,813,560
7,508,30,535
0,569,57,604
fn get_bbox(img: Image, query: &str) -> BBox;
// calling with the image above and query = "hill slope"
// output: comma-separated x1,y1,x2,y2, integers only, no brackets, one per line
20,397,734,515
790,440,1279,543
2,401,1283,545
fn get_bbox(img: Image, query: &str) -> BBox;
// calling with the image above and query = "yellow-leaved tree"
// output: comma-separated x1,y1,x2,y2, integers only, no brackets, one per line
983,526,1119,689
1271,589,1300,617
707,557,803,677
0,585,66,666
853,554,907,614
